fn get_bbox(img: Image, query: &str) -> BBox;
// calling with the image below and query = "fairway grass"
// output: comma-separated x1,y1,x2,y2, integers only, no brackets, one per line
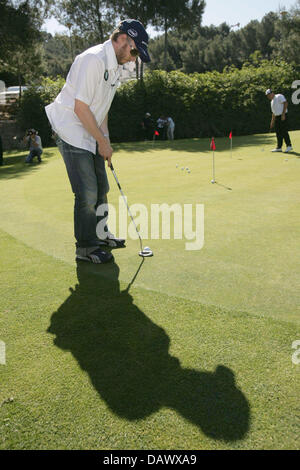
0,133,299,449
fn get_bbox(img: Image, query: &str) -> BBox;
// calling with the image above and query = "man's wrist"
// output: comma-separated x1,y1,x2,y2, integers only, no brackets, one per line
97,134,110,148
97,132,108,143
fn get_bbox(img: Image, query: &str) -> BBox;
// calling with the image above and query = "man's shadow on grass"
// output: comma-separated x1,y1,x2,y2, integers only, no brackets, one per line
47,261,250,442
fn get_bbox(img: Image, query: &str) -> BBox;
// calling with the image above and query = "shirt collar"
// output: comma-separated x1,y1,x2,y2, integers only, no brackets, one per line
104,39,119,70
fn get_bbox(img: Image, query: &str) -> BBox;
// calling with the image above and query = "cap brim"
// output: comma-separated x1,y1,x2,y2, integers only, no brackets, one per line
135,43,151,63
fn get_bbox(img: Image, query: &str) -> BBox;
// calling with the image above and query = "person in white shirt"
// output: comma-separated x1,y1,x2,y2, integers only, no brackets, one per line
45,19,150,264
265,89,293,153
166,116,175,140
156,116,168,140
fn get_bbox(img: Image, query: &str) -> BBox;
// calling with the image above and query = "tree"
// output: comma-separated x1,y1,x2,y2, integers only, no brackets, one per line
0,0,42,61
42,31,89,77
109,1,157,79
256,12,277,59
52,0,117,44
110,0,156,27
147,10,280,74
151,0,205,71
0,0,44,89
271,4,300,65
42,32,73,77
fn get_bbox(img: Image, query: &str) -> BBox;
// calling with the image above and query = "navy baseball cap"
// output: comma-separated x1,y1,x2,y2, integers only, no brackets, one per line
118,19,150,63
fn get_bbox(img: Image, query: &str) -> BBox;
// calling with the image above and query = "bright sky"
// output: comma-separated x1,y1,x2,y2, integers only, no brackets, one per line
202,0,296,28
43,0,298,35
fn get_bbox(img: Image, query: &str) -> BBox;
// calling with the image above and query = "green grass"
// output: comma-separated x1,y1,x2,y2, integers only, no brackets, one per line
0,133,300,449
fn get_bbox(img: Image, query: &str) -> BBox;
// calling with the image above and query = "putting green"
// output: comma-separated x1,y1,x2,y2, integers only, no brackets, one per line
0,132,299,323
1,133,300,450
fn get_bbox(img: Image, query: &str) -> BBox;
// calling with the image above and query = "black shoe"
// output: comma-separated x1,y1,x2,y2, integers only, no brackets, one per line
99,230,126,248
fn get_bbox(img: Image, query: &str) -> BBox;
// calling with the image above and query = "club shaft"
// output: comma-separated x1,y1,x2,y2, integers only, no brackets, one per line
110,165,143,252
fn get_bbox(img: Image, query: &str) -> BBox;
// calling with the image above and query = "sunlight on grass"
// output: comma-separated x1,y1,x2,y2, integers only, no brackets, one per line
0,133,299,449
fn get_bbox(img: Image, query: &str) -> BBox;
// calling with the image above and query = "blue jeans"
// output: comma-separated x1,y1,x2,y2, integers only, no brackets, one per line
25,148,43,163
56,137,109,248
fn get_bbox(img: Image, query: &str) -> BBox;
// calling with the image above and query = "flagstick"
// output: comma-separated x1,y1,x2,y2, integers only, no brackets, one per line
210,137,216,184
152,131,160,147
230,137,232,158
211,150,216,184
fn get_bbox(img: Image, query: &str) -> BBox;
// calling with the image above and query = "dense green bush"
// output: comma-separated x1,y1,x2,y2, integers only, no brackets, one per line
110,60,300,142
17,61,300,146
17,76,65,146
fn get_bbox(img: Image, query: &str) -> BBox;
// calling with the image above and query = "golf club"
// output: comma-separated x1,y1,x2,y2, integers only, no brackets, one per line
110,163,153,258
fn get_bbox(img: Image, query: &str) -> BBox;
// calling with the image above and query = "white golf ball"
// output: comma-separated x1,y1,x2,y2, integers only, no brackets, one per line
176,164,178,167
181,167,184,170
143,246,151,252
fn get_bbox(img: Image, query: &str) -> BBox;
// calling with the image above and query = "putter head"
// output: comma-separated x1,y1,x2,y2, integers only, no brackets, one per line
139,246,153,257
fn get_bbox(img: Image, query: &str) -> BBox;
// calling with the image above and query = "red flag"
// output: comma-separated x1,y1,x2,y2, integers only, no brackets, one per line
210,137,216,151
154,130,160,136
229,131,232,139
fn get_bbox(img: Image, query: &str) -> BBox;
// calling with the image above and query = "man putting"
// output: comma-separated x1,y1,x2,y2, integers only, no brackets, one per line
265,88,293,153
45,19,150,264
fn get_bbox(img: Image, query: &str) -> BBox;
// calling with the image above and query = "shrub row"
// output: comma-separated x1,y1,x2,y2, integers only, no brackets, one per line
17,61,300,146
110,60,300,142
17,77,65,147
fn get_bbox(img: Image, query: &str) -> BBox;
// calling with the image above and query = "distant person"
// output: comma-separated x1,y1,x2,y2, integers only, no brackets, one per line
166,116,175,140
265,89,293,153
141,112,154,140
156,115,168,140
0,134,3,166
24,129,43,163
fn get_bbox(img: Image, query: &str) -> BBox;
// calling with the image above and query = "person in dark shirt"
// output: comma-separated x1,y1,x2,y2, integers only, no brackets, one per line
141,112,154,140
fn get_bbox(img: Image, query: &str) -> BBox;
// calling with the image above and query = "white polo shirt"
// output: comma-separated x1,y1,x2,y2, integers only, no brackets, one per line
271,94,288,116
45,40,121,154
